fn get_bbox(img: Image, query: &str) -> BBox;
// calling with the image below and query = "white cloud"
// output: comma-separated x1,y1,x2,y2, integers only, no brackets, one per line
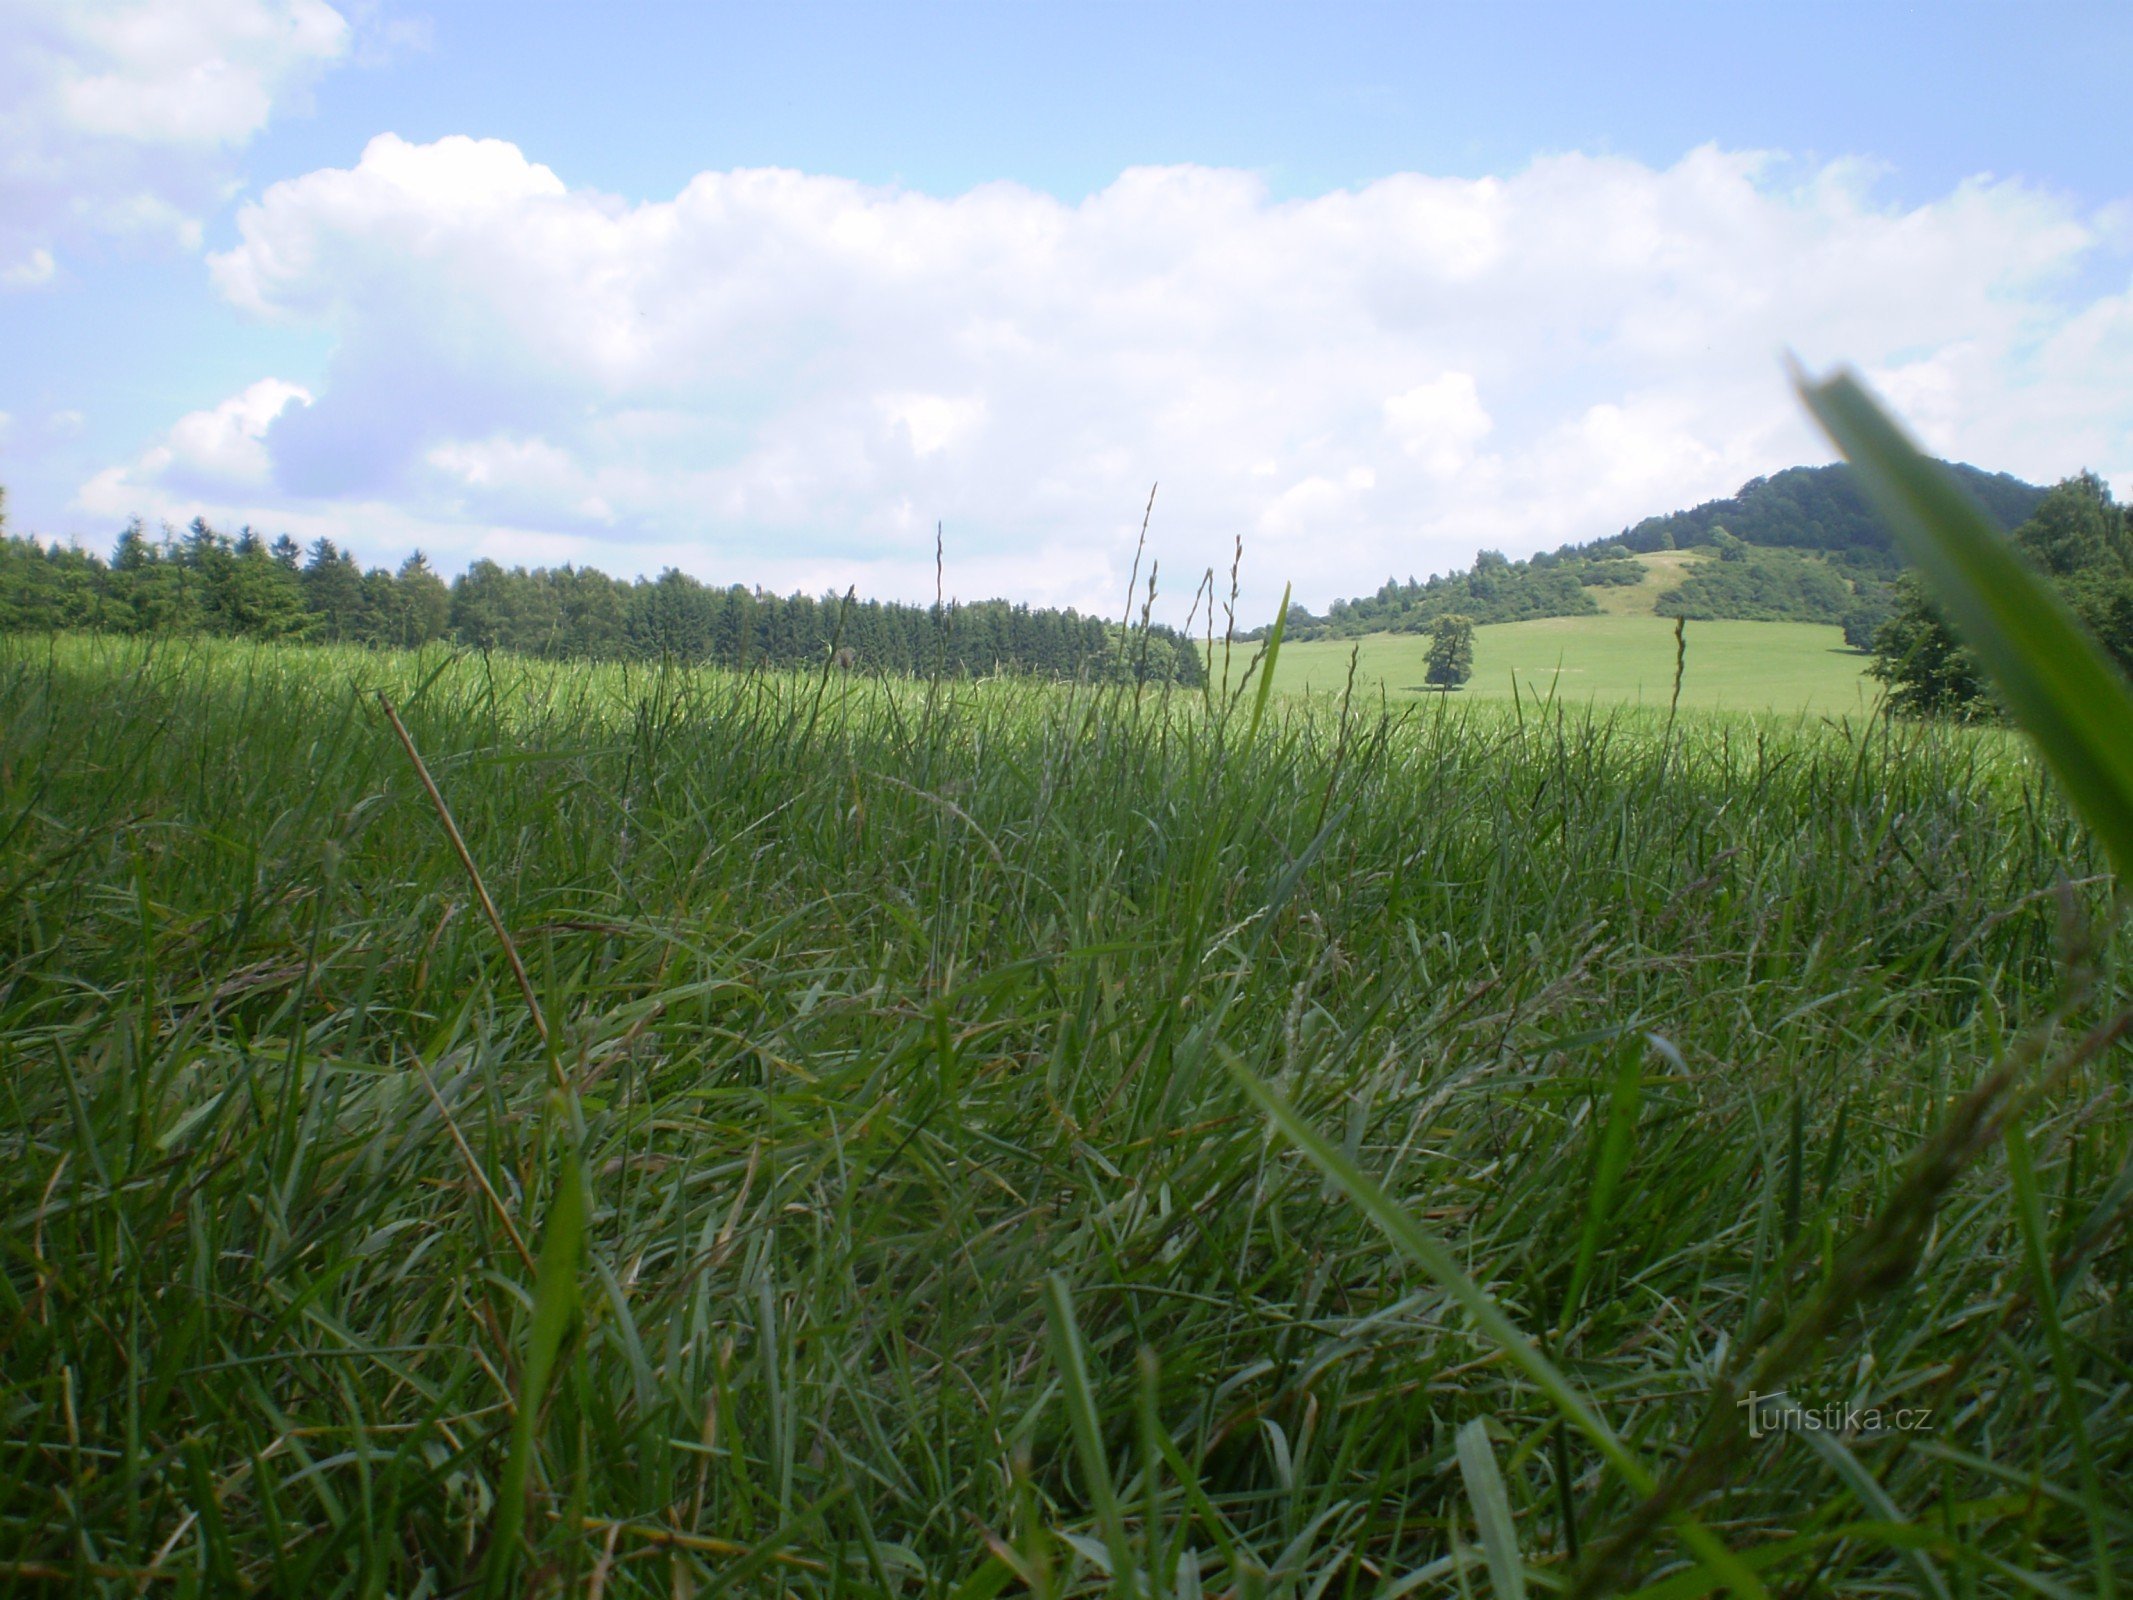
83,135,2133,615
1384,374,1491,476
82,377,308,507
879,394,987,459
165,376,311,485
1,0,348,281
2,247,57,288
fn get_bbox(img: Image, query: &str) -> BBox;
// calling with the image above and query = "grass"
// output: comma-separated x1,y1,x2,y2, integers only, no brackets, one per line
2,630,2129,1596
1586,551,1709,617
1280,616,1875,716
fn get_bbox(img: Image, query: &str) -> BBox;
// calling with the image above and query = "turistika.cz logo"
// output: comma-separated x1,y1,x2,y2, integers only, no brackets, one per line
1738,1392,1935,1439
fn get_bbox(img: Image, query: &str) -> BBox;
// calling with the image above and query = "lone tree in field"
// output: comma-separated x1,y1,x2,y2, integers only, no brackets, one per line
1424,612,1475,688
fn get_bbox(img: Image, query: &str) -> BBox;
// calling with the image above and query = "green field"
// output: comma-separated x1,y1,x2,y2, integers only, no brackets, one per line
1280,615,1878,715
4,635,2126,1596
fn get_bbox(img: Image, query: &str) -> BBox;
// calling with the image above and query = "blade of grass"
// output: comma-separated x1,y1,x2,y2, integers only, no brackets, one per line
1225,1058,1766,1599
482,1151,586,1598
1455,1418,1528,1600
378,691,561,1084
1558,1039,1642,1336
1244,585,1291,750
2004,1120,2116,1598
1790,1427,1950,1600
1044,1274,1136,1597
1138,1347,1169,1600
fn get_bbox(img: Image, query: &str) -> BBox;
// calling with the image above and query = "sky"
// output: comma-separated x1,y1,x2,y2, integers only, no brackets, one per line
3,1,2130,623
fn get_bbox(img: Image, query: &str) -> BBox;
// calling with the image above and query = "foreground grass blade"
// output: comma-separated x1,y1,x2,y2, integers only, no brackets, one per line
1226,1059,1766,1599
1790,1429,1949,1600
379,690,556,1061
2005,1122,2117,1599
1244,584,1291,748
1044,1274,1137,1595
483,1152,587,1597
1455,1419,1528,1600
1797,365,2133,880
1559,1040,1642,1336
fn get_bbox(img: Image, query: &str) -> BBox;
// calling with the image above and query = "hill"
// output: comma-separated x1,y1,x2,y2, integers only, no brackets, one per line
1617,459,2045,559
1281,459,2046,642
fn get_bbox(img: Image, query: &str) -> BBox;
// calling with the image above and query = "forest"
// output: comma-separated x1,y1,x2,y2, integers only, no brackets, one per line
0,497,1204,684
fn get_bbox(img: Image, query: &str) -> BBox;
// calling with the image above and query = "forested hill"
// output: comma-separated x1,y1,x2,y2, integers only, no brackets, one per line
1280,458,2045,640
0,502,1203,685
1615,460,2045,557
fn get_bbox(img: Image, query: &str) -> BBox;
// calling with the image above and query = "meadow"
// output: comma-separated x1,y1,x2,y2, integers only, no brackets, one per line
1280,617,1875,718
3,632,2128,1597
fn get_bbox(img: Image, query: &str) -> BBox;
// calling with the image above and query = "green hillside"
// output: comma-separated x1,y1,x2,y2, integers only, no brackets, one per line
1278,459,2046,644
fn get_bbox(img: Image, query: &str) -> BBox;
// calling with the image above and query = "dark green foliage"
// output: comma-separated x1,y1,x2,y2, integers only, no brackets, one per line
0,503,1202,685
1841,585,1895,651
1872,473,2133,716
1622,459,2043,556
298,536,369,639
1576,557,1645,587
1423,610,1475,686
1654,538,1857,623
1867,576,1992,715
0,534,114,633
2017,470,2133,577
1283,552,1599,639
395,552,453,648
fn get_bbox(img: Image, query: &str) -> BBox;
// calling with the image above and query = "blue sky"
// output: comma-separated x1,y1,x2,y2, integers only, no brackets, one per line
4,1,2130,618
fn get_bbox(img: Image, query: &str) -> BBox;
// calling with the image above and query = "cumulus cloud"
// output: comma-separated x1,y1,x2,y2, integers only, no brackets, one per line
1,248,58,288
79,377,308,511
88,134,2133,615
1,0,348,282
1384,374,1491,476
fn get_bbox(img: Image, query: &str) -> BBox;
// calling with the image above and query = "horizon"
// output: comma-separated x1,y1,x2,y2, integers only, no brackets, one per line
5,448,2049,636
3,1,2130,624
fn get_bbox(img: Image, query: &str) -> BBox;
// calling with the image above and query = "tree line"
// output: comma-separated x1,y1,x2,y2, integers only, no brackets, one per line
0,499,1205,685
1279,549,1611,638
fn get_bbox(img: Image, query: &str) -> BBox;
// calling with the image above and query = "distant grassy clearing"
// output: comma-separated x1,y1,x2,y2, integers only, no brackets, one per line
1588,547,1708,614
1280,614,1878,715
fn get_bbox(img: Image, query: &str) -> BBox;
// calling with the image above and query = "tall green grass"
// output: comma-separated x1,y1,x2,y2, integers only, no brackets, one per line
1,629,2125,1595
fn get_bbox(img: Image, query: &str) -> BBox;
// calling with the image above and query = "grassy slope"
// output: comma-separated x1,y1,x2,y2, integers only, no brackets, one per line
1281,549,1877,715
1588,547,1709,615
2,635,2125,1596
